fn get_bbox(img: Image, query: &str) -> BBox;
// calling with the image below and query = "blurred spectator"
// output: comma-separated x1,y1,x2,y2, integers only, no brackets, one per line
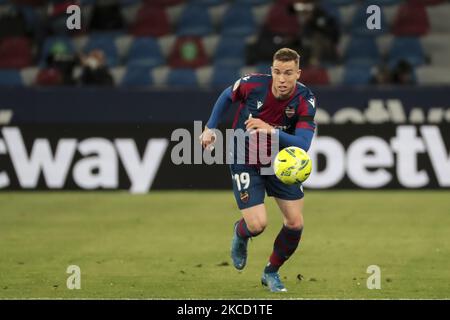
79,49,114,86
370,65,392,85
46,40,79,85
291,0,340,65
245,26,302,65
89,0,124,31
371,61,416,85
391,60,415,85
0,5,28,39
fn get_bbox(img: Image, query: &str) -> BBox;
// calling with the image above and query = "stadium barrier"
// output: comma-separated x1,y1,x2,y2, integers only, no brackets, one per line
0,123,448,191
0,87,449,191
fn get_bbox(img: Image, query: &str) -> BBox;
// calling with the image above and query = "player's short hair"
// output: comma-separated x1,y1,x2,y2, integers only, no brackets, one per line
273,48,300,66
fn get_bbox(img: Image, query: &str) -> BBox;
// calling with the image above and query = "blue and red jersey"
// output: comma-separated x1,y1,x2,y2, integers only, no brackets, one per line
221,73,317,166
230,73,316,135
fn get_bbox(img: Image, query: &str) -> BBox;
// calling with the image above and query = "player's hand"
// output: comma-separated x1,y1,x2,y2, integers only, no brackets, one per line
199,126,216,151
245,118,274,134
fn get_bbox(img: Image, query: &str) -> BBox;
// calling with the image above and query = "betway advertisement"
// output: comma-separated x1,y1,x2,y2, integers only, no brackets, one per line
0,124,449,192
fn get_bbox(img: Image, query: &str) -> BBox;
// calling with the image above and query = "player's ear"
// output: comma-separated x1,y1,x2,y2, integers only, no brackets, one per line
297,69,301,80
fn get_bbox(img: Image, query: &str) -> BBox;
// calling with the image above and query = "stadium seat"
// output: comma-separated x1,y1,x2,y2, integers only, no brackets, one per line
149,0,185,6
319,1,342,25
388,37,426,67
321,0,354,6
167,68,198,87
214,36,246,67
192,0,225,6
129,5,170,37
410,0,445,5
235,0,271,5
176,4,213,36
363,0,402,5
168,37,209,68
127,37,164,68
34,68,63,86
350,4,387,36
221,4,256,37
300,65,330,85
39,36,75,66
211,66,240,88
120,66,153,87
84,34,120,67
265,3,300,37
0,70,23,86
344,36,380,66
342,65,372,85
0,36,32,69
392,2,430,36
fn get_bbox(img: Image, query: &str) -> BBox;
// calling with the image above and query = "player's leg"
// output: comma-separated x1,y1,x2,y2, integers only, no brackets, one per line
230,164,267,270
267,198,304,272
262,177,305,292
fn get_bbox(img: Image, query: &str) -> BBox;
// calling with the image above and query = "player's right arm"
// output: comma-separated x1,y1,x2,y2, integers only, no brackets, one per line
200,86,233,149
200,77,250,149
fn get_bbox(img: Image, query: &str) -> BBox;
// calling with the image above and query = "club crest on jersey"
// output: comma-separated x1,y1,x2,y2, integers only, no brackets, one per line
285,106,295,118
240,191,249,203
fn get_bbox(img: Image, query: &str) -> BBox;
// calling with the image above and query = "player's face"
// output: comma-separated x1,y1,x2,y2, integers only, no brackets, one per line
271,60,301,100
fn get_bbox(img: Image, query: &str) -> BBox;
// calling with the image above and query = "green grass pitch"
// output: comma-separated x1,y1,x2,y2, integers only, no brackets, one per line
0,191,449,299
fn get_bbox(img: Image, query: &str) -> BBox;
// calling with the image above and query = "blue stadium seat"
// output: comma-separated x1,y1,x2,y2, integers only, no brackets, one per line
322,0,354,5
319,1,342,25
363,0,402,6
192,0,225,6
345,36,380,66
167,69,198,87
350,4,387,36
84,34,120,67
40,37,75,66
256,63,271,75
177,4,213,36
0,70,23,86
214,36,246,68
211,66,240,88
127,37,164,68
221,4,256,37
120,66,153,87
234,0,271,4
343,65,372,85
388,37,426,68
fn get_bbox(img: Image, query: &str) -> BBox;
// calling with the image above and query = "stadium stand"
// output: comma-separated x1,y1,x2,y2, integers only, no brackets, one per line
0,0,450,87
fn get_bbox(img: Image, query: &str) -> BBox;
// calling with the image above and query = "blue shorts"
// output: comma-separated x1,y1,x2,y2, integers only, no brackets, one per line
229,164,304,210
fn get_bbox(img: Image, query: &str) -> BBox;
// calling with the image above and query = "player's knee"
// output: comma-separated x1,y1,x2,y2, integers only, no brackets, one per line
247,220,266,235
284,219,303,231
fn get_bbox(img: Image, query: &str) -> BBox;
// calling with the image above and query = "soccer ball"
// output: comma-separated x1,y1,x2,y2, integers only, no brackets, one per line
273,147,312,185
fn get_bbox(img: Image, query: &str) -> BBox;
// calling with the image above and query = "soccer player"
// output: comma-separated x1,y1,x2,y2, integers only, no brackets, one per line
200,48,316,292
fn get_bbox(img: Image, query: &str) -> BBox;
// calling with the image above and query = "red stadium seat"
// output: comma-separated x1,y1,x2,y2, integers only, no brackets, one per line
392,2,430,36
129,5,171,37
35,68,63,86
264,3,300,37
168,37,208,68
0,37,32,69
300,66,330,86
